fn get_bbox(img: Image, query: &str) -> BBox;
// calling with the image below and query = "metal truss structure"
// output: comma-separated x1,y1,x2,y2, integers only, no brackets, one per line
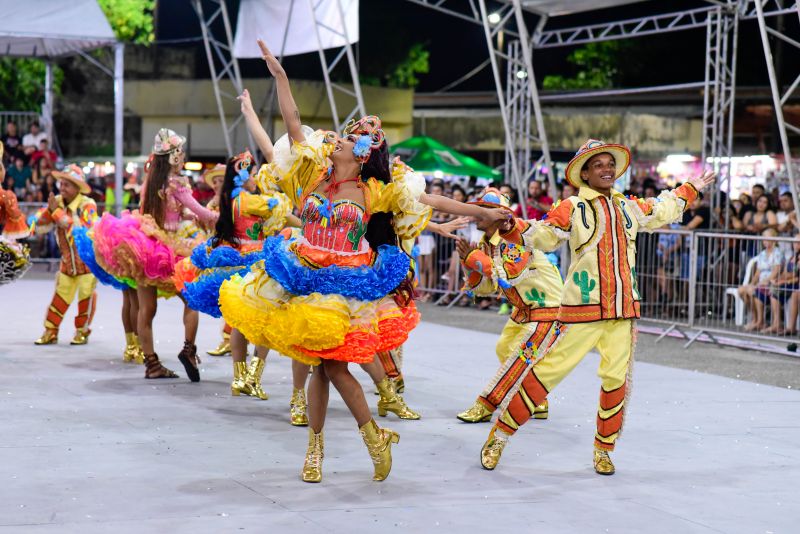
307,0,366,132
193,0,253,158
407,0,800,227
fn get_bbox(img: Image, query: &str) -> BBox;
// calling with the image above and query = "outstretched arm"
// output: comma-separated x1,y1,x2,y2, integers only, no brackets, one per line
239,89,274,162
420,193,509,226
257,39,305,143
427,216,469,239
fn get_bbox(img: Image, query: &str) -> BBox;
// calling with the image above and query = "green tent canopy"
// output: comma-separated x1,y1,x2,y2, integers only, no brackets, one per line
391,136,502,182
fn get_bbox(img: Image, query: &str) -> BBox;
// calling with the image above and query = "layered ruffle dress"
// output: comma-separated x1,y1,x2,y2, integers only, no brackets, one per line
174,187,291,318
0,190,31,285
218,131,432,366
89,175,218,296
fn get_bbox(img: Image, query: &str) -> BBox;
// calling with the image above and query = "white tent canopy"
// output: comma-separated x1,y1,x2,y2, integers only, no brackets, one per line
0,0,116,57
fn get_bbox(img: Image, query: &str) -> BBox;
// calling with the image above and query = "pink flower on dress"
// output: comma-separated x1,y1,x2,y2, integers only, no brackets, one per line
161,142,170,151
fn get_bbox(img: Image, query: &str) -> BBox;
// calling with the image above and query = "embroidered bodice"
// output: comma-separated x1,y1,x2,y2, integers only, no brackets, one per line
301,193,369,253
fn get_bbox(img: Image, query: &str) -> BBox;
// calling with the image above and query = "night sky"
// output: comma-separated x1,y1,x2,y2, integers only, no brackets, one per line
155,0,798,90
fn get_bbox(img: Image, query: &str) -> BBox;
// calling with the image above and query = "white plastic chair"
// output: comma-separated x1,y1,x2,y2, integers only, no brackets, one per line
723,257,758,326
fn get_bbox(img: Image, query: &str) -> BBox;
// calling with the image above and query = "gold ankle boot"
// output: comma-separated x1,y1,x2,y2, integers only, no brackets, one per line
290,388,309,426
480,428,508,470
70,328,91,345
359,419,399,481
122,332,137,362
132,334,145,365
244,357,269,400
230,361,249,396
533,399,549,420
301,429,324,483
395,375,405,394
457,400,493,423
376,377,420,420
34,329,58,345
593,447,615,475
207,336,231,356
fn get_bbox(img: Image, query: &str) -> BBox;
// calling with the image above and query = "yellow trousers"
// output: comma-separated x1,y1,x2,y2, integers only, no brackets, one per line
497,319,634,451
44,272,98,332
494,319,531,363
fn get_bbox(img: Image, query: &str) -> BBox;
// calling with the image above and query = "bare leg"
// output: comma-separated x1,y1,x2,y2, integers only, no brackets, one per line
254,345,269,360
137,286,158,354
753,298,765,328
121,289,134,333
788,292,800,332
128,289,139,333
307,366,330,433
292,359,310,391
360,358,385,384
323,360,372,427
182,302,199,343
230,328,248,363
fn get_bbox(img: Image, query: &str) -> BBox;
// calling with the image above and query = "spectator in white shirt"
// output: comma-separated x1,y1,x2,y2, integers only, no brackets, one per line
22,122,47,157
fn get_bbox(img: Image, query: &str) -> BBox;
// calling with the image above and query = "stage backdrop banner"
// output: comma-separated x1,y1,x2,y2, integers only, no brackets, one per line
234,0,360,58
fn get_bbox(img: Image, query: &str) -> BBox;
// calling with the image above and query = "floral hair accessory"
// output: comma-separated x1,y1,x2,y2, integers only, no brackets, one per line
152,128,186,156
234,150,253,173
231,169,249,199
352,135,372,160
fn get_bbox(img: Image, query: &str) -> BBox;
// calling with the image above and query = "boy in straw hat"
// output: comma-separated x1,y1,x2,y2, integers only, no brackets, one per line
32,164,99,345
479,139,715,475
455,187,562,425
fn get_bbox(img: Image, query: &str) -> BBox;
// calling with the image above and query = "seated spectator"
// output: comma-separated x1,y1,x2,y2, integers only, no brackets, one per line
29,139,57,168
745,184,765,215
22,122,47,157
3,173,15,193
682,191,711,230
499,183,519,213
765,231,800,335
7,157,32,199
2,121,23,164
515,179,552,220
743,194,777,234
738,228,783,331
560,182,577,200
776,192,796,235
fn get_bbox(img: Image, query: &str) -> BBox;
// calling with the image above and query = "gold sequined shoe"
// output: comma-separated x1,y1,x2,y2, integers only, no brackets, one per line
480,428,508,470
290,388,309,426
122,332,137,362
395,374,405,394
230,361,248,396
457,400,493,423
244,357,269,400
376,377,420,420
206,337,231,357
359,419,399,482
70,328,91,345
34,329,58,345
301,429,324,483
533,399,549,420
132,335,145,365
593,447,615,475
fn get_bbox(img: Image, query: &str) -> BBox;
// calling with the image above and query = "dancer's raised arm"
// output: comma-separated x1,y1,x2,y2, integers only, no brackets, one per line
238,89,274,162
257,39,305,143
421,192,510,226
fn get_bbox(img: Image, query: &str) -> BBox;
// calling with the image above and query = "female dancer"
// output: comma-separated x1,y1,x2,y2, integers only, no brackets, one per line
175,146,294,400
93,129,218,380
220,40,507,482
0,142,31,285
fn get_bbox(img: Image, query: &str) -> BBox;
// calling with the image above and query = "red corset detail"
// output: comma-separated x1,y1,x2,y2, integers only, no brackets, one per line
301,194,368,253
233,212,265,242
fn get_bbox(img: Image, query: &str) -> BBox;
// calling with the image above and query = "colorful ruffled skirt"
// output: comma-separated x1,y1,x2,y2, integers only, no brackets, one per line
92,211,206,295
219,232,419,366
73,226,134,291
174,239,263,318
0,236,30,285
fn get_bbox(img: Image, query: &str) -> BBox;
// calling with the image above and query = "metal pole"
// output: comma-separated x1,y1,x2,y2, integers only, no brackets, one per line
724,12,739,231
44,62,54,152
512,0,555,196
114,43,124,216
334,0,367,117
687,232,698,328
477,0,522,189
755,0,800,225
308,0,342,130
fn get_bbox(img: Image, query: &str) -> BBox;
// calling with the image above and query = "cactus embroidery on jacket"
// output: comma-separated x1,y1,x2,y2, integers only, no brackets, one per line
524,287,546,307
573,270,596,304
346,219,368,251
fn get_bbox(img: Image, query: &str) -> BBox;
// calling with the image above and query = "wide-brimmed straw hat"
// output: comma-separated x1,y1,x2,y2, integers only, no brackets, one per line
468,187,513,212
152,128,186,155
52,164,91,194
564,139,631,189
202,164,226,187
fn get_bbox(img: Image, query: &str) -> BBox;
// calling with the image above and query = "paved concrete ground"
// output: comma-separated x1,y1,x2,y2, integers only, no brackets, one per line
1,279,799,533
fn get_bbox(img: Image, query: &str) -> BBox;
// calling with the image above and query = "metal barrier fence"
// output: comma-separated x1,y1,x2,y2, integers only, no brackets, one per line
415,226,799,351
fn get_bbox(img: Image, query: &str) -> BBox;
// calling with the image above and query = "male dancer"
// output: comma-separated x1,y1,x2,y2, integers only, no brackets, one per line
455,188,562,424
33,165,98,345
479,139,715,475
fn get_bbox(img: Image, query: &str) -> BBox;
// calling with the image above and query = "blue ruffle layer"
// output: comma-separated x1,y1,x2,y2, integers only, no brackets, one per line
72,226,132,291
181,239,264,318
261,235,410,300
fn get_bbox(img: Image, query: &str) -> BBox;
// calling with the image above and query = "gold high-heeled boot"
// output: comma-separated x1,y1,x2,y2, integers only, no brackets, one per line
34,329,58,345
244,357,269,400
457,400,493,423
533,399,549,420
70,328,91,345
593,447,615,475
230,361,249,396
122,332,137,362
480,427,508,470
207,333,231,356
301,429,324,483
132,334,145,365
376,377,420,420
359,419,399,481
290,388,309,426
